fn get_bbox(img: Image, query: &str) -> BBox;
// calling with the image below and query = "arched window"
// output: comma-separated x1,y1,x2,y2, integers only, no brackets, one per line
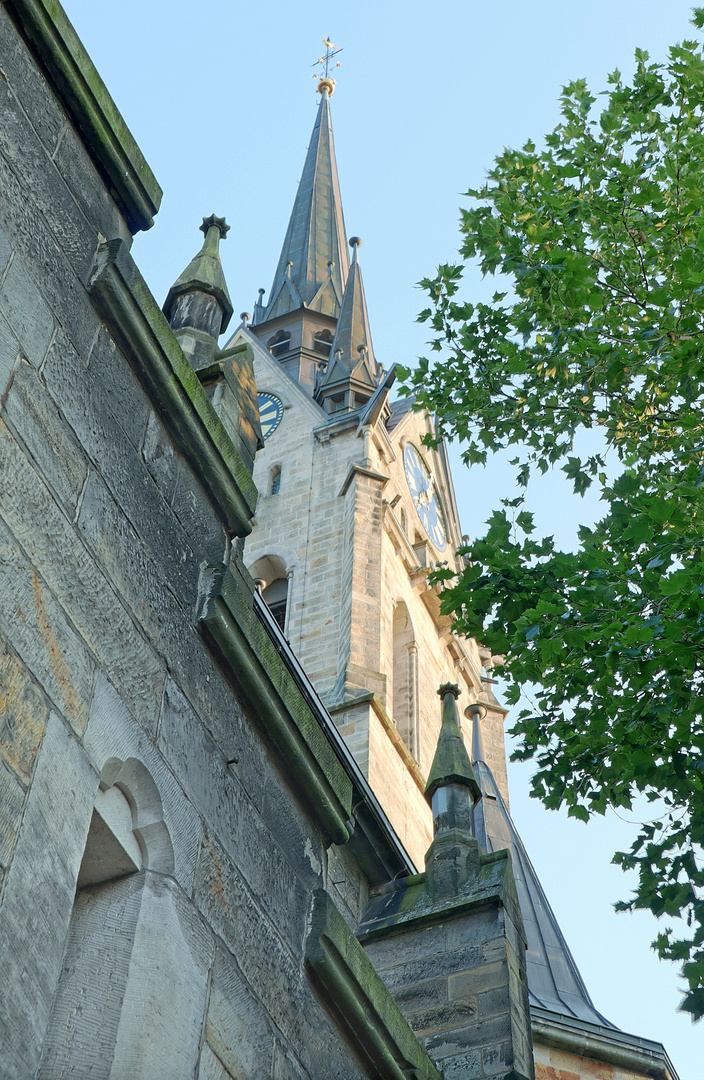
38,759,175,1077
249,555,291,635
262,578,288,631
313,328,334,357
270,465,281,495
268,330,291,359
392,601,418,757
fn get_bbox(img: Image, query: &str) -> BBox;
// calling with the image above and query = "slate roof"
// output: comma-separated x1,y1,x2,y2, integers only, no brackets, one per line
386,395,415,431
257,87,349,324
471,720,616,1028
319,241,380,396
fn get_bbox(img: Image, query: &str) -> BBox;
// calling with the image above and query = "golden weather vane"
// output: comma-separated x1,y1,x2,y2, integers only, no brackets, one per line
312,36,342,89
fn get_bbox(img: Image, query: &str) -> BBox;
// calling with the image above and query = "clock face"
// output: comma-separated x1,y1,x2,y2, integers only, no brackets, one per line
258,392,284,440
403,444,447,552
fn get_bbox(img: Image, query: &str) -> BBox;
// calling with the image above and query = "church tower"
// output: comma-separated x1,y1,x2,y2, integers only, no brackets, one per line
224,70,679,1080
227,77,508,869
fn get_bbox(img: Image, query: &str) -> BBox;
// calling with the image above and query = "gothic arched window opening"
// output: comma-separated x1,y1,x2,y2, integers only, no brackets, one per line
313,328,334,357
249,555,291,635
270,465,282,495
268,330,291,359
38,760,174,1077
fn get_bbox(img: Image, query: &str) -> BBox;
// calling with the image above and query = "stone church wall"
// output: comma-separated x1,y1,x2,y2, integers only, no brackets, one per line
0,9,435,1078
245,358,511,866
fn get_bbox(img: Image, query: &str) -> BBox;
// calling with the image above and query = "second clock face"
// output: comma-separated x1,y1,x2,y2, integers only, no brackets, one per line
258,392,283,440
403,444,447,552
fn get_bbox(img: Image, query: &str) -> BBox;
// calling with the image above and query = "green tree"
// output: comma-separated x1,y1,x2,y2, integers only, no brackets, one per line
402,13,704,1018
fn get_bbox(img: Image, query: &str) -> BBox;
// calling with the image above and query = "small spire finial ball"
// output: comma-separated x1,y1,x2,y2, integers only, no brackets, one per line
349,236,362,249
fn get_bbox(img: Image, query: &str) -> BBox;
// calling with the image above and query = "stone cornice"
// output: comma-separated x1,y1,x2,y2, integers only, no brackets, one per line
338,462,389,498
2,0,161,233
357,845,519,942
305,890,443,1080
89,239,257,537
199,562,353,847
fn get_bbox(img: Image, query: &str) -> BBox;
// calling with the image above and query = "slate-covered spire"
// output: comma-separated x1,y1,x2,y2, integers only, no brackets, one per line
315,237,381,410
256,83,350,325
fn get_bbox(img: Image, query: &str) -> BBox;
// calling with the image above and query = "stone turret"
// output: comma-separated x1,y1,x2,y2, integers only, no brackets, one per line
163,214,233,373
358,685,535,1080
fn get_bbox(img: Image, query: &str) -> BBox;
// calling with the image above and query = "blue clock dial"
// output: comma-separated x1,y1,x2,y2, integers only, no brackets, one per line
403,445,447,552
258,392,284,440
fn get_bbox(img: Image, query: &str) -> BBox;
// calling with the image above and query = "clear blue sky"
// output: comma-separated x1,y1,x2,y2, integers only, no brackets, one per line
62,2,702,1074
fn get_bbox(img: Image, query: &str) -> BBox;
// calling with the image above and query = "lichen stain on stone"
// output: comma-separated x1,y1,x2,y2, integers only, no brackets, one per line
32,571,87,735
0,632,48,783
203,834,230,914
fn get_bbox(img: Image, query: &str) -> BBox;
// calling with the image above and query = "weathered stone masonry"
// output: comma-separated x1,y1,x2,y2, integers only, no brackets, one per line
0,3,538,1078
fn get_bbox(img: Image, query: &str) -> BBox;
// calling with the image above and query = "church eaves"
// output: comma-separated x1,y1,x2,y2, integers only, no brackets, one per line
256,85,350,324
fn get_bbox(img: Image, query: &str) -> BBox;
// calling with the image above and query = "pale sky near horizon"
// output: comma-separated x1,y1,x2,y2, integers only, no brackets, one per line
60,3,702,1074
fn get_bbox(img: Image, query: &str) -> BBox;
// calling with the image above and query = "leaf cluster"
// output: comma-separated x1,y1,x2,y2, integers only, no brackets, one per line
407,23,704,1018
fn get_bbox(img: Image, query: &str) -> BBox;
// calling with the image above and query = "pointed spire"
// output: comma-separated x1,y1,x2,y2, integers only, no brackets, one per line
466,702,487,764
259,86,349,324
252,287,266,325
316,237,381,409
425,684,482,808
424,683,482,897
164,215,233,372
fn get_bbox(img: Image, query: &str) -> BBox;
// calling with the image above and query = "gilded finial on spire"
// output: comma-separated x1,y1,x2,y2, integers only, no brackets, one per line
312,36,342,95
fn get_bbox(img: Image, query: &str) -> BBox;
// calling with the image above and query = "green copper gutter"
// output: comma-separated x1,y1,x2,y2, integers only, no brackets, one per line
305,890,443,1080
2,0,161,232
90,239,257,536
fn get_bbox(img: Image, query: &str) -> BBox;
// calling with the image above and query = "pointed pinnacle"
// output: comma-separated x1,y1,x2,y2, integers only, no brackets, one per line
425,684,481,806
163,215,233,334
466,702,487,764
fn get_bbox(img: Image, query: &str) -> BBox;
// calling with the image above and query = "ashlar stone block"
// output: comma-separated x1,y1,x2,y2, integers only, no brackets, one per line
0,712,96,1080
0,630,49,784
